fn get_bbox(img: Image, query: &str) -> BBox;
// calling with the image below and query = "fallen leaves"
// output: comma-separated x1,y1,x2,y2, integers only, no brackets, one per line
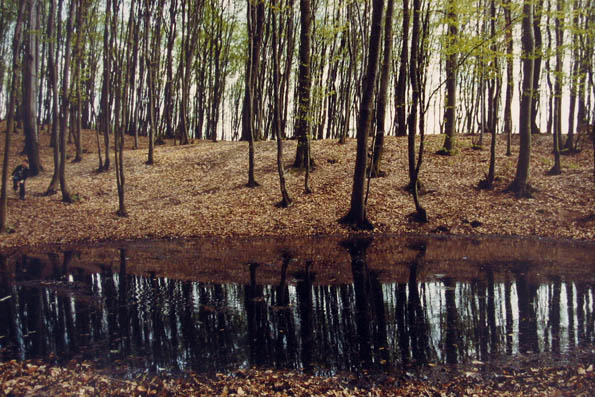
0,128,593,251
0,358,593,396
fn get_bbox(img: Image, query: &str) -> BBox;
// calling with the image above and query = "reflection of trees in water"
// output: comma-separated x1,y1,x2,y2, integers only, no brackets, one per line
516,270,539,354
444,277,458,364
1,249,593,374
550,277,561,354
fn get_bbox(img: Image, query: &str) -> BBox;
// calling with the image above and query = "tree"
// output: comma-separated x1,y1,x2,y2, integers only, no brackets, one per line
549,0,564,175
293,0,314,191
502,0,513,156
242,0,265,188
112,0,127,217
58,0,76,203
22,0,42,176
530,1,543,135
45,0,60,195
439,0,458,155
271,0,292,207
370,0,394,177
340,0,384,230
509,0,535,197
98,0,112,171
1,1,25,233
394,0,410,137
479,0,501,189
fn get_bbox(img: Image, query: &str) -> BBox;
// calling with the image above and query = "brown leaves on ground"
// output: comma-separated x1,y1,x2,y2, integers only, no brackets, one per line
0,126,593,250
0,359,593,396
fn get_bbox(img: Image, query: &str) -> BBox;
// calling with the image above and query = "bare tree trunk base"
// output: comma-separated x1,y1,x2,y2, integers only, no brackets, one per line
275,197,292,208
477,177,494,190
408,208,428,223
547,165,562,175
506,181,535,198
338,211,374,231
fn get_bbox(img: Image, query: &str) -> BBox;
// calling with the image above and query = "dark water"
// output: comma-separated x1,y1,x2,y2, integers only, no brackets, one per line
0,235,593,376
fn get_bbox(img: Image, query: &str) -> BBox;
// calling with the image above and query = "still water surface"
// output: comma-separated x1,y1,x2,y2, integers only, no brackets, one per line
0,235,593,375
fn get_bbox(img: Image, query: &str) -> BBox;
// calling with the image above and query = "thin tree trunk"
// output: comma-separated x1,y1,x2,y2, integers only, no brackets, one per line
440,0,457,155
1,2,26,232
59,0,76,203
99,0,111,171
243,0,264,187
394,0,409,137
272,0,291,207
549,0,564,174
46,0,60,195
503,0,513,156
530,1,543,135
370,0,394,178
23,0,42,176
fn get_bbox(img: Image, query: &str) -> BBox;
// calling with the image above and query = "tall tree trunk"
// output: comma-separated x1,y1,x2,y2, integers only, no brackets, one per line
58,0,76,203
440,0,457,154
370,0,394,178
71,0,84,163
293,0,314,176
99,0,111,171
1,2,26,232
272,0,292,207
530,1,543,135
407,0,422,187
564,0,581,151
243,0,264,187
549,0,564,174
23,0,42,176
509,0,534,197
480,0,500,189
112,0,126,216
394,0,409,137
45,0,60,195
503,0,513,156
340,0,384,230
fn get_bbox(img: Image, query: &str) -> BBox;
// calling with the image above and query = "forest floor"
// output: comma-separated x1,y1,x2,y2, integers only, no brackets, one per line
0,124,593,251
1,357,593,396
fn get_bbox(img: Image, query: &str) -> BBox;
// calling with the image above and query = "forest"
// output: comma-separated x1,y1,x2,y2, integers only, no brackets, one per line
0,1,594,394
0,0,593,237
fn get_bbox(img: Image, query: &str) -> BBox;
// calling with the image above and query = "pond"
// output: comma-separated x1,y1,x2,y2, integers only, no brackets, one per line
0,235,593,377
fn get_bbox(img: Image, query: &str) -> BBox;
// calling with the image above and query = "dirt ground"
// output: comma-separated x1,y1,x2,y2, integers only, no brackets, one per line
0,126,593,251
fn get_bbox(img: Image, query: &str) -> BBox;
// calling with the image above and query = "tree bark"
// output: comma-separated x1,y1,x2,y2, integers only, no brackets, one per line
1,1,26,232
99,0,111,171
22,0,42,176
293,0,314,174
509,0,534,196
370,0,394,178
340,0,384,230
549,0,564,174
45,0,60,195
530,1,543,135
272,0,292,207
440,0,457,154
242,0,264,187
58,0,76,203
394,0,409,137
503,0,513,156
